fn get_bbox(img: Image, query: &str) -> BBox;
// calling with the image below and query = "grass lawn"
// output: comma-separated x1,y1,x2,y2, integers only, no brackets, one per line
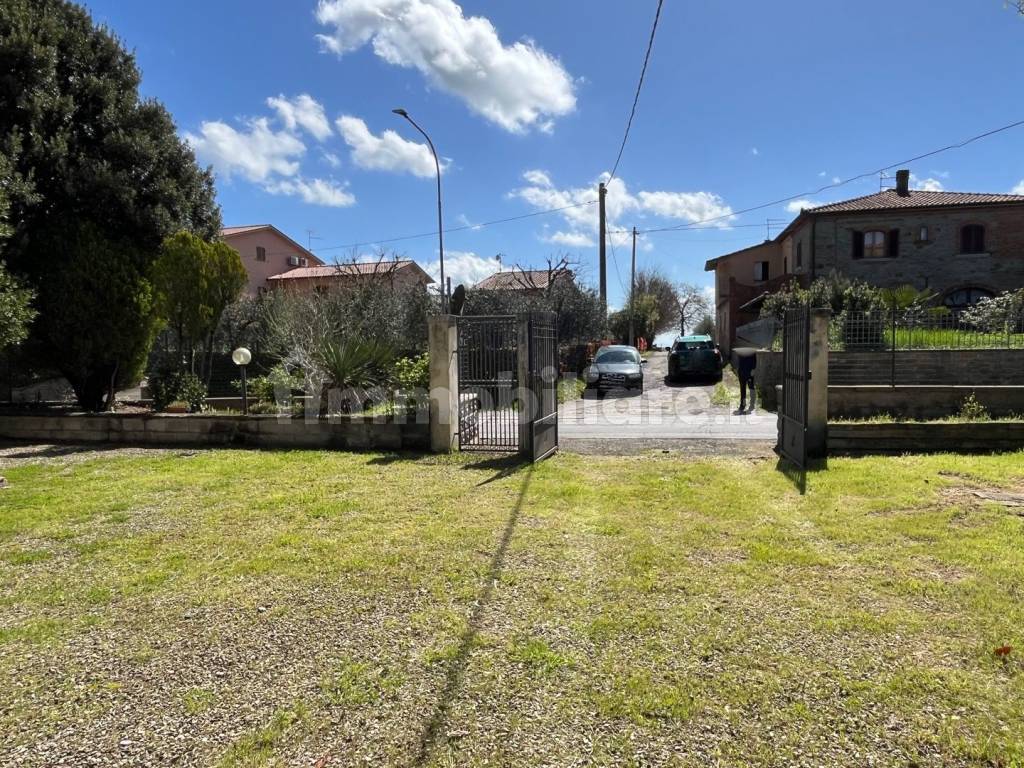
2,446,1024,766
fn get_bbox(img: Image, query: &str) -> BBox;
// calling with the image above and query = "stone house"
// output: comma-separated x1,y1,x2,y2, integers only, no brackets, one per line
706,170,1024,352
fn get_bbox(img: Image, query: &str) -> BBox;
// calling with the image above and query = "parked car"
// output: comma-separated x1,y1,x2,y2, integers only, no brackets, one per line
667,334,723,383
584,345,645,395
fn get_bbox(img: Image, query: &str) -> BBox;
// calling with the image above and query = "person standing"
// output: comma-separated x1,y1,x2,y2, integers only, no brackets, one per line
733,347,757,413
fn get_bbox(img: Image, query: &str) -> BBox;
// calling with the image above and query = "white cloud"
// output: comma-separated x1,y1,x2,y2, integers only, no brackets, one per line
321,151,342,168
522,169,553,187
785,199,815,214
266,94,332,141
547,231,595,248
636,191,734,227
315,0,576,134
421,250,498,287
264,177,355,207
336,115,443,177
511,170,734,249
751,147,759,156
185,118,305,182
1012,180,1024,195
911,174,944,192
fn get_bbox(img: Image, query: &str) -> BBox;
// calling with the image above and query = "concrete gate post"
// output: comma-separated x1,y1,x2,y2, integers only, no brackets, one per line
428,315,459,453
807,308,830,458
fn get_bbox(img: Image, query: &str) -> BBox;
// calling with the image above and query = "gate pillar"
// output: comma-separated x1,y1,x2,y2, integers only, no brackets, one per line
807,308,830,458
428,315,459,453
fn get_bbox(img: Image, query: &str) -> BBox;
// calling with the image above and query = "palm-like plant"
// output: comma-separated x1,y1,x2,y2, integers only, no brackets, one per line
318,339,395,389
879,285,935,311
316,339,395,415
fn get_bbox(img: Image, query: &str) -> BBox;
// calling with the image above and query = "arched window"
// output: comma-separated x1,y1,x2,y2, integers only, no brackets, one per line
943,287,993,310
960,224,985,254
864,230,886,258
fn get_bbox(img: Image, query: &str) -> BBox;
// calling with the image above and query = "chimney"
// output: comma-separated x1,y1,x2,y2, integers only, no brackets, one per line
895,169,910,196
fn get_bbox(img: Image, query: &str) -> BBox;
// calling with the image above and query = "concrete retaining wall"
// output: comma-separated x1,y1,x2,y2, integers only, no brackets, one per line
0,413,430,451
829,422,1024,455
830,385,1024,420
756,349,1024,411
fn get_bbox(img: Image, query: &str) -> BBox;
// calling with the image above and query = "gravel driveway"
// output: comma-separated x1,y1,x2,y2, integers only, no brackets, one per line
559,351,776,445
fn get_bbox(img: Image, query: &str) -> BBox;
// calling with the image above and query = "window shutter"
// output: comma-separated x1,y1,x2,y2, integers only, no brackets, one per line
852,231,864,259
887,229,900,258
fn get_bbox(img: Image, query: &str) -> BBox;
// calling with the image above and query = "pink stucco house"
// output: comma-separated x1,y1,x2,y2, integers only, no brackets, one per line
221,225,323,296
221,224,434,295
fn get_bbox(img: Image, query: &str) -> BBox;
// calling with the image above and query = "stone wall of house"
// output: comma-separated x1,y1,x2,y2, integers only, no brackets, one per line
810,204,1024,297
0,413,430,451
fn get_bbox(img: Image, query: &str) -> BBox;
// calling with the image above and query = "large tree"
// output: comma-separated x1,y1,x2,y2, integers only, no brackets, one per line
676,283,711,335
0,0,221,409
0,160,35,352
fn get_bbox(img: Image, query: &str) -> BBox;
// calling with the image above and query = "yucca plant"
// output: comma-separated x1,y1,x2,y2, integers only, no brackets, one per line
316,339,395,415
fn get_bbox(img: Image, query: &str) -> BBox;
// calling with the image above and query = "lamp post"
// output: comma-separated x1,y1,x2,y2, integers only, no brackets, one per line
232,347,252,415
392,108,446,312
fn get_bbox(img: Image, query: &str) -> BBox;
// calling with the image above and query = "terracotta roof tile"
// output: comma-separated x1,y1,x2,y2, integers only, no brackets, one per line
267,260,433,283
474,269,573,290
806,189,1024,213
221,225,271,236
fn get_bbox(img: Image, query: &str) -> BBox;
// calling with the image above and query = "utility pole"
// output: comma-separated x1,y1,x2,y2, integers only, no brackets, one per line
598,182,607,312
628,226,637,347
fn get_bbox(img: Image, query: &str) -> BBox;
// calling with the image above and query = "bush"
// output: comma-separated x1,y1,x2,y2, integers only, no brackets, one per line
393,354,429,391
150,369,207,413
956,392,990,422
237,364,303,402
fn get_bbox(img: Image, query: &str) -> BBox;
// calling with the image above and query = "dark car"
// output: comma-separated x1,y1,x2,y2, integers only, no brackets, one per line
667,334,723,383
584,345,645,395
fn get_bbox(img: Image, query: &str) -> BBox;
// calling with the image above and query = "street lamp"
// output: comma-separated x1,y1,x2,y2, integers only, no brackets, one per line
392,107,446,312
232,347,252,415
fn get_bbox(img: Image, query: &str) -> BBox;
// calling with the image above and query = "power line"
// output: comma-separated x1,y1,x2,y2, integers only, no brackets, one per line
640,117,1024,235
607,0,665,183
606,235,629,297
311,200,598,254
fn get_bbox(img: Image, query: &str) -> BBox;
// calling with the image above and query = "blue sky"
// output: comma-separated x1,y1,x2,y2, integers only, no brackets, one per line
88,0,1024,308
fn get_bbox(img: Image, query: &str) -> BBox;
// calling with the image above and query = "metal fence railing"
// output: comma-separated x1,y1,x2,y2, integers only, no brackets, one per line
838,308,1024,351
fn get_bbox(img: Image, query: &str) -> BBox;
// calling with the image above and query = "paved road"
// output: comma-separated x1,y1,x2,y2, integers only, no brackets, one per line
558,351,776,441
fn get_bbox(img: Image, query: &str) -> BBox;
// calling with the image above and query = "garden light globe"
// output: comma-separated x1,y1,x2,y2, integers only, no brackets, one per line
231,347,252,366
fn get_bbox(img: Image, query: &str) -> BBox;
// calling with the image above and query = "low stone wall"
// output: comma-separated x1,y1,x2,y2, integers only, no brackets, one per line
0,412,430,451
829,422,1024,455
830,385,1024,420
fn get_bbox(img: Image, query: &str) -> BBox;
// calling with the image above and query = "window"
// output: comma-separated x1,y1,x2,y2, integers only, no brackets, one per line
918,226,929,242
783,257,788,275
256,246,267,262
796,241,803,268
960,224,985,254
864,230,886,258
943,287,993,310
753,261,769,282
853,229,899,259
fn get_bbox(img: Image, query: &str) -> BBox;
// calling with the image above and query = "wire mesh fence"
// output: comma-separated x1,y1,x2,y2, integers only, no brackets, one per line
837,308,1024,351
